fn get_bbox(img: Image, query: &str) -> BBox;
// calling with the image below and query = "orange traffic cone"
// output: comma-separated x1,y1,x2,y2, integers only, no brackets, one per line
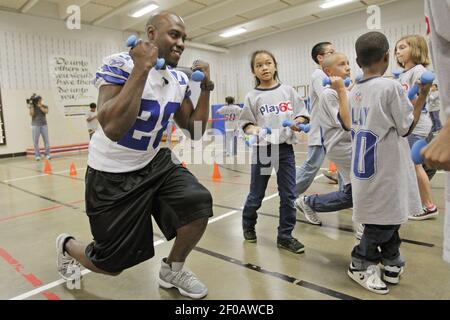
328,161,337,173
212,162,221,181
181,161,187,168
43,160,52,174
69,162,77,177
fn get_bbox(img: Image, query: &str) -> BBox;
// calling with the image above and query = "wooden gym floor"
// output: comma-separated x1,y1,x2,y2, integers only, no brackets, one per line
0,139,449,300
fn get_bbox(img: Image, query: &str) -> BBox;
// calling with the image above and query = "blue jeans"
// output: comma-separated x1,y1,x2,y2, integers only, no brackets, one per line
242,144,297,240
407,133,426,148
295,145,326,196
32,125,50,158
352,225,405,270
306,183,353,212
429,111,442,132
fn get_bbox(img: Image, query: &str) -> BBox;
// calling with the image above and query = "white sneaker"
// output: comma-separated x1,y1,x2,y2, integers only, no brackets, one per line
159,258,208,299
56,233,81,281
45,155,51,160
35,156,41,161
295,196,322,226
383,265,404,285
347,263,389,295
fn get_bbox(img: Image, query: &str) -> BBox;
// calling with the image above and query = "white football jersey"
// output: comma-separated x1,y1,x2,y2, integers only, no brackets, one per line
349,77,422,225
308,69,327,146
239,83,309,145
217,104,242,131
318,88,352,185
89,52,191,173
398,65,433,137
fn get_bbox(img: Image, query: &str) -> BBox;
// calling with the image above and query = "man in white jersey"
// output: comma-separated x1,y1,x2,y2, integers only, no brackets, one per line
295,42,336,195
424,0,450,264
347,32,430,294
55,12,214,299
217,96,242,156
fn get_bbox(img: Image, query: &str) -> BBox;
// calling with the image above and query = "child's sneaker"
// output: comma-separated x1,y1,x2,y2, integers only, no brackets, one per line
56,233,81,281
243,229,257,243
159,258,208,299
409,204,438,221
295,196,322,226
383,265,404,285
347,263,389,294
277,237,305,254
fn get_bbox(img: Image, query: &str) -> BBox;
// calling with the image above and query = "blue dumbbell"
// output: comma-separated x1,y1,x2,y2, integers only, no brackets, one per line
191,70,205,82
322,77,352,87
411,139,428,165
408,71,435,100
126,35,165,70
392,70,402,79
282,120,310,133
246,127,272,146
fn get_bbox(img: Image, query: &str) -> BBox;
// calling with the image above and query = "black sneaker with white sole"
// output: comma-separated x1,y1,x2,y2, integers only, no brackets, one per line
243,229,257,243
277,237,305,254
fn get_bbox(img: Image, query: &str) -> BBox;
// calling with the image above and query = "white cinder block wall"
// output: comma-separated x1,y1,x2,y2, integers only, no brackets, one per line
0,0,425,155
228,0,426,102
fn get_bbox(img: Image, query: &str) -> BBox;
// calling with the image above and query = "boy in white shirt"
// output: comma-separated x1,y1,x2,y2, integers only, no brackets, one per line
347,31,430,294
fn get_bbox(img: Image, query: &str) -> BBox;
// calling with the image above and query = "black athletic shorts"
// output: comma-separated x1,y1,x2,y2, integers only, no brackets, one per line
84,148,213,273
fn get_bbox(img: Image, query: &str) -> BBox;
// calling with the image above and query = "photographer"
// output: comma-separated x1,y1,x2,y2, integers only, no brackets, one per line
85,103,98,140
28,94,50,161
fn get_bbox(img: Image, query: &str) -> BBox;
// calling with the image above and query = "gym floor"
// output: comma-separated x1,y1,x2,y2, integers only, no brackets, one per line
0,139,449,300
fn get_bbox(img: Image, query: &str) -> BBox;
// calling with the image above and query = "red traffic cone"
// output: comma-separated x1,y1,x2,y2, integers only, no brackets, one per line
212,162,221,181
69,163,77,177
328,161,337,173
43,160,52,174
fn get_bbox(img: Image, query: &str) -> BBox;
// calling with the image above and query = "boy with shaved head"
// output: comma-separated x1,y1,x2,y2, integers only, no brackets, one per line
295,52,353,225
55,11,214,299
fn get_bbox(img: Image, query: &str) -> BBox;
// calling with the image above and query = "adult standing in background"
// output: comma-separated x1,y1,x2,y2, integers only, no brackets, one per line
28,95,50,161
86,103,98,140
427,84,442,133
217,96,242,156
424,0,450,264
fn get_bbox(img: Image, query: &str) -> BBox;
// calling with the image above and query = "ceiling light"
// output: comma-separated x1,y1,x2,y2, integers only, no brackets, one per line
320,0,354,9
129,3,159,18
220,28,247,38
